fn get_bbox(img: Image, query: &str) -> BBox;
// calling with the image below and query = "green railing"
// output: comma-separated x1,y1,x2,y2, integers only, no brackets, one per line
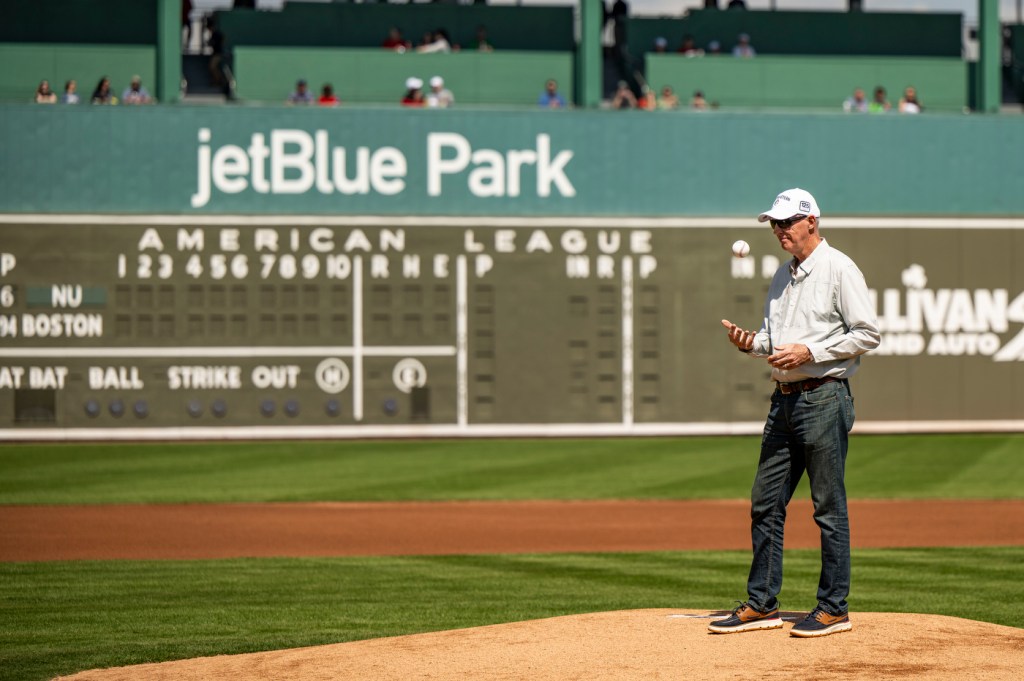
0,44,156,103
232,47,573,107
645,55,967,111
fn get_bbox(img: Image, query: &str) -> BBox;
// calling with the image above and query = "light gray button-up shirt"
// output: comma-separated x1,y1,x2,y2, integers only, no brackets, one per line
750,239,880,382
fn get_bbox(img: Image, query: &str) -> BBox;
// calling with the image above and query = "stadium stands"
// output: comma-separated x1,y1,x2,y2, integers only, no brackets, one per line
1,0,1014,112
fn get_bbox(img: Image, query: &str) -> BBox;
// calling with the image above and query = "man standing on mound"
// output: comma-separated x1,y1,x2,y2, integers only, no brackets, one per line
712,188,880,637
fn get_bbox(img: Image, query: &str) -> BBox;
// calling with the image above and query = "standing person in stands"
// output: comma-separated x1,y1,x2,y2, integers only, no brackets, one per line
122,75,153,105
60,80,79,104
182,0,193,49
318,84,339,107
287,79,313,105
401,77,425,107
657,85,679,109
732,33,756,58
636,85,657,110
472,25,494,52
611,80,638,109
677,35,703,56
91,77,117,105
382,26,412,52
898,86,922,114
417,29,452,54
868,86,890,113
843,87,868,113
426,76,455,108
538,79,567,108
35,80,57,104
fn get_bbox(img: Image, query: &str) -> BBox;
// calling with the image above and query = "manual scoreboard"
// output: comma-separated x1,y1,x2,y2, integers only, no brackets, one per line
4,216,1020,439
1,216,780,437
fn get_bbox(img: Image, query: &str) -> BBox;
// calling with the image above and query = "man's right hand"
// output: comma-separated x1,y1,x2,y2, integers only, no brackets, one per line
721,319,755,352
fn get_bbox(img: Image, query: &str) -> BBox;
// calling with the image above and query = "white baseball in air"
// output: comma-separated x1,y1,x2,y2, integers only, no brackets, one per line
732,239,750,258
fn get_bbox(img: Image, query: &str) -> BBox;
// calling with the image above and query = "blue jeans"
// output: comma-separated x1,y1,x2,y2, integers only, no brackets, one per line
746,379,855,615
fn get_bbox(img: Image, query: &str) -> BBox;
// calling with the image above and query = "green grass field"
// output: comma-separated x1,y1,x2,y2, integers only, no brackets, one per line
2,434,1023,504
1,434,1023,680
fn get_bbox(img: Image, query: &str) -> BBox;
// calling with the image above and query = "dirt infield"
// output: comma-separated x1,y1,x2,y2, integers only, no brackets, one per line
11,499,1024,680
3,499,1024,561
56,609,1024,681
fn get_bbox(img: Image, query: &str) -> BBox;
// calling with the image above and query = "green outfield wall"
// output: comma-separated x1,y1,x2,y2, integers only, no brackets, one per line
232,48,573,106
645,55,967,111
2,105,1022,216
2,105,1022,438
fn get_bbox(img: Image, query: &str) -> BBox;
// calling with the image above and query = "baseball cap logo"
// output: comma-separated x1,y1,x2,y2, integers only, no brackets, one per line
799,200,811,212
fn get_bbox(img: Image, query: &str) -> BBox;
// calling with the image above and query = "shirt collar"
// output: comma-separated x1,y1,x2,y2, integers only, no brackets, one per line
789,238,829,281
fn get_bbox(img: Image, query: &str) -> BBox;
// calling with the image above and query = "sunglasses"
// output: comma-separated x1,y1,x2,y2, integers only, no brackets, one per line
769,214,807,230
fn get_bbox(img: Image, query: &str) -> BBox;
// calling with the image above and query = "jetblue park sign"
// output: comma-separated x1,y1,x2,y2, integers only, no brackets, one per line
3,105,1024,216
191,129,576,208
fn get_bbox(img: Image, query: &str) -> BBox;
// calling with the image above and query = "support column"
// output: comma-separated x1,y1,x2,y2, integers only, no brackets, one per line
977,0,1000,113
578,0,602,108
156,0,181,104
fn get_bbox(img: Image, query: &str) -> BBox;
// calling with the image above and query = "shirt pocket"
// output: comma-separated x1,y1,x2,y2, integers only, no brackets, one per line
790,281,838,329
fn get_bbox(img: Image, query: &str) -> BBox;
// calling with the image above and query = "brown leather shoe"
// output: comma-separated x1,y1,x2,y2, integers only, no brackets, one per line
708,602,783,634
790,607,852,637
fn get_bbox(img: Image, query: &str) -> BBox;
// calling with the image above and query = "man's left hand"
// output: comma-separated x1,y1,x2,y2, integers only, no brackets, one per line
768,343,812,371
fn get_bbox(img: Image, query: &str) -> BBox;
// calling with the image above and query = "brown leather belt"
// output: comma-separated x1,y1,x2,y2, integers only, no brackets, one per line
776,376,844,395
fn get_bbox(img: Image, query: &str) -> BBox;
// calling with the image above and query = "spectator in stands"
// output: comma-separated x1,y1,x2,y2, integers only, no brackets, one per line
538,79,567,108
472,25,494,52
728,0,747,9
653,36,668,53
318,84,339,107
122,75,153,105
605,0,633,84
182,0,193,50
90,77,117,105
732,33,756,58
287,79,314,105
382,27,411,53
35,80,57,104
401,77,425,107
417,29,452,54
60,80,79,104
637,85,657,110
207,15,228,92
843,87,868,113
658,85,679,109
607,0,629,43
706,40,723,55
691,90,708,110
898,86,922,114
611,80,638,109
678,35,703,57
868,86,891,113
426,76,455,108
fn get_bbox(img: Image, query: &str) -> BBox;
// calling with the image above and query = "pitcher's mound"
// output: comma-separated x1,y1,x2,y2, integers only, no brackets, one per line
59,609,1024,681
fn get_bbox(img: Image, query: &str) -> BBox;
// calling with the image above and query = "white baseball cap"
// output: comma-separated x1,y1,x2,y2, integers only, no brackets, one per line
405,77,423,90
757,187,821,222
429,76,444,87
